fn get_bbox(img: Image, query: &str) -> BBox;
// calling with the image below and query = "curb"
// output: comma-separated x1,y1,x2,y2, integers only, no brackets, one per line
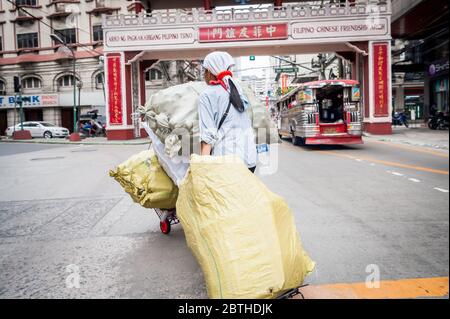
0,138,151,146
376,137,449,151
363,135,449,151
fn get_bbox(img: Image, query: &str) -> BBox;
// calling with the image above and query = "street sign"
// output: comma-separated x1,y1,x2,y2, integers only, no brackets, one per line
275,67,299,73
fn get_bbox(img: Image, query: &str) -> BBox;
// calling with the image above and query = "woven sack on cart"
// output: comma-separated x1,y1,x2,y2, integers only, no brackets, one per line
176,154,315,299
109,149,178,209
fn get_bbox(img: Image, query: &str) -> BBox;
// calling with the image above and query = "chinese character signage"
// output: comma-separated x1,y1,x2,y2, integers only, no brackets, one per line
107,55,123,125
372,42,389,117
199,23,288,42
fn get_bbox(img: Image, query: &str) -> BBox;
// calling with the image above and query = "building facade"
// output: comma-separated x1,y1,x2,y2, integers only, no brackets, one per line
240,74,269,101
0,0,133,135
1,0,396,138
101,0,394,138
0,0,201,136
391,0,449,121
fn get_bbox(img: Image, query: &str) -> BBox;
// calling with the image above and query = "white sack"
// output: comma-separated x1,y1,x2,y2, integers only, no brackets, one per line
140,81,279,159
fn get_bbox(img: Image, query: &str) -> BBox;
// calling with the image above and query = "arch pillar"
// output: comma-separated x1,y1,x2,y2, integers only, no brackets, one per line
363,40,392,135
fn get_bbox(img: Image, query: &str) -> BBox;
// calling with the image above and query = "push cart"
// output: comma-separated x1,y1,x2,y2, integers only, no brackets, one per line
276,284,308,299
154,208,180,235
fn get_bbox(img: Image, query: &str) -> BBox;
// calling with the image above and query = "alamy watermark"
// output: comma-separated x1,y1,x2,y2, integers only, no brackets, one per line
365,264,380,288
65,264,81,289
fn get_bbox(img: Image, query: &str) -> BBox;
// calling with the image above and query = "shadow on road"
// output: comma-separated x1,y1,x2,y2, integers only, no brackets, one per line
280,139,363,152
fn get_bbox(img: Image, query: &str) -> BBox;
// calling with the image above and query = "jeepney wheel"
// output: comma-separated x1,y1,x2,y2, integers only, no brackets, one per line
160,219,171,235
291,132,305,146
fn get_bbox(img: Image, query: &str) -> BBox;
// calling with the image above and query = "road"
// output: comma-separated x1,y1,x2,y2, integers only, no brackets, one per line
0,143,66,157
0,137,448,298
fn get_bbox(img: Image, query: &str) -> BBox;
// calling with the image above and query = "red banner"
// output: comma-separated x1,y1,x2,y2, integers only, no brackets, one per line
372,42,389,117
107,54,123,125
199,23,288,42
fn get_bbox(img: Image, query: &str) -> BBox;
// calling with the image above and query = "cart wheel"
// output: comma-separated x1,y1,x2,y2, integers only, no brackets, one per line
160,219,171,235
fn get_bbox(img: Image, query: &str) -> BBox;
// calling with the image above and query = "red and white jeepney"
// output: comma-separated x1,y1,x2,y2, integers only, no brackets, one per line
276,79,363,145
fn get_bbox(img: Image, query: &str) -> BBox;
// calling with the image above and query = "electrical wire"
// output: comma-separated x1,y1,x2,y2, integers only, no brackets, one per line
6,0,331,79
234,64,319,77
18,0,98,38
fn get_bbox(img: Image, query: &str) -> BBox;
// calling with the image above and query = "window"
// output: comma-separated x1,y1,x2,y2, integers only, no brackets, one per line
93,25,103,42
57,75,76,90
54,29,76,44
22,77,41,89
15,0,37,6
95,73,104,89
432,78,449,112
0,80,5,95
17,32,38,49
40,122,56,127
23,122,39,127
146,69,163,81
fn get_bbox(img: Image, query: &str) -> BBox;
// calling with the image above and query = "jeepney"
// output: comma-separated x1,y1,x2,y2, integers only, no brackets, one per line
276,79,363,145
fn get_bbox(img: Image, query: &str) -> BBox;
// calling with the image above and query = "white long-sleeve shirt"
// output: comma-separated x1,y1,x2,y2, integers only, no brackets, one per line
198,84,257,168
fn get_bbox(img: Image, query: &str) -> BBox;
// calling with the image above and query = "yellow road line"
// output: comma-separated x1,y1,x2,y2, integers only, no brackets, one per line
368,140,449,158
319,150,449,175
296,277,449,299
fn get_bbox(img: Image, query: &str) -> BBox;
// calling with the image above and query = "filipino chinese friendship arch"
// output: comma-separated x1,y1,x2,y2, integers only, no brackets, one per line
102,1,393,140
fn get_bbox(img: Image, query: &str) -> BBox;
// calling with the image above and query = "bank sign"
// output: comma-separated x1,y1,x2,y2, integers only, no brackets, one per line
0,94,59,108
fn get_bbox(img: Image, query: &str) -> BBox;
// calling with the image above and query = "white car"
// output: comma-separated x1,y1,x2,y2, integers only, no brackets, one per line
5,121,70,139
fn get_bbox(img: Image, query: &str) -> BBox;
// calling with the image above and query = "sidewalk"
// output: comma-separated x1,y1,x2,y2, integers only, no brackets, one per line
0,136,150,146
364,126,449,150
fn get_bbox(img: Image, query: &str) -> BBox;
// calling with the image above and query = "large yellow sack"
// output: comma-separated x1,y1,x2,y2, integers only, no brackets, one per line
176,155,314,299
109,149,178,209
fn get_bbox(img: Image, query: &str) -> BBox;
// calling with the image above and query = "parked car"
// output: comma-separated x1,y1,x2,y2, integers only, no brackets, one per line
5,121,70,139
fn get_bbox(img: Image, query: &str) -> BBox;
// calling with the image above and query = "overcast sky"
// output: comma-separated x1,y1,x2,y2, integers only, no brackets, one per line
235,56,271,78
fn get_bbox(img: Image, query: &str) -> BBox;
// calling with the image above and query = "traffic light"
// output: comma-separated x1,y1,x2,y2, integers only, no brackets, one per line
14,76,21,93
249,55,255,61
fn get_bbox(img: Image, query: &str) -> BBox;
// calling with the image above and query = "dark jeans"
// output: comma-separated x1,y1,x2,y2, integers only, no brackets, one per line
249,166,256,173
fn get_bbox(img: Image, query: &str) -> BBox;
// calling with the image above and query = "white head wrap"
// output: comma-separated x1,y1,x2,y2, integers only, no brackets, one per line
202,51,235,76
203,51,245,96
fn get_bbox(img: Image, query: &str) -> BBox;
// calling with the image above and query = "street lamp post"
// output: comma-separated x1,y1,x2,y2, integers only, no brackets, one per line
50,33,80,141
77,81,82,122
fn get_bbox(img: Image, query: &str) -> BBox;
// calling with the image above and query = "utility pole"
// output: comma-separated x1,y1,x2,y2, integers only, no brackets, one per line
51,33,81,141
13,76,24,130
12,75,31,140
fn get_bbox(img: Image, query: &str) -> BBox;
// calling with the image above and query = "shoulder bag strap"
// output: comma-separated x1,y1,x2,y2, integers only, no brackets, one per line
217,97,232,131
